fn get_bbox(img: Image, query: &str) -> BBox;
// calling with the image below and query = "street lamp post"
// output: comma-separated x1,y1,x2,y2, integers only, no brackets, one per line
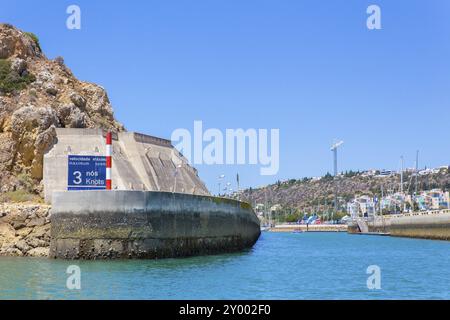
226,182,231,198
218,174,225,196
173,164,182,193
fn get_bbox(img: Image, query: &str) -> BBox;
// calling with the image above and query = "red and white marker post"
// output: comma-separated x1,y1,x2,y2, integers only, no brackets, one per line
106,132,112,190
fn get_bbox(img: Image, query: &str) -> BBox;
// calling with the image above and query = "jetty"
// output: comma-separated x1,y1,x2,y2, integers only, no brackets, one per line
269,224,347,233
348,209,450,241
44,128,261,259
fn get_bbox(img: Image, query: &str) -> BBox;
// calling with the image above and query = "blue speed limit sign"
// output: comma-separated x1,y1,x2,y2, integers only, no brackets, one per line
67,155,107,190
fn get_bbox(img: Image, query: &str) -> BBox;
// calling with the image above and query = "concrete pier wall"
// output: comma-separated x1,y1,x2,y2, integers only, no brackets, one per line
50,191,261,259
270,224,347,233
390,211,450,241
348,210,450,241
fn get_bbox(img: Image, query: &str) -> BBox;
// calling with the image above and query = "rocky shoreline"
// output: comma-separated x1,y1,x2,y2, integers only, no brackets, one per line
0,202,51,257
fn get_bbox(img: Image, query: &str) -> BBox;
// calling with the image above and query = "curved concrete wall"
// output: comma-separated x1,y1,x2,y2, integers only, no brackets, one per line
44,129,210,203
50,191,261,259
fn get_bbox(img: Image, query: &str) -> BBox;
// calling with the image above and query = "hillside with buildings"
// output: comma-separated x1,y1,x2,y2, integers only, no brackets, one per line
239,167,450,221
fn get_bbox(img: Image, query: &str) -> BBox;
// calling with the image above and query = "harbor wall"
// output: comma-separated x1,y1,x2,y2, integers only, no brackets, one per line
270,224,347,233
50,191,261,259
390,211,450,241
348,210,450,241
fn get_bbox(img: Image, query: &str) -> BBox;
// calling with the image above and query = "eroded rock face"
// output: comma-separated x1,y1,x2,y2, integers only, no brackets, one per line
0,24,40,59
9,106,59,179
0,23,125,193
11,57,27,75
57,104,87,128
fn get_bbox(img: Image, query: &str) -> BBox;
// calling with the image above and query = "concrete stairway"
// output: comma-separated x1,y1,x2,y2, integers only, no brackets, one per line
357,219,369,233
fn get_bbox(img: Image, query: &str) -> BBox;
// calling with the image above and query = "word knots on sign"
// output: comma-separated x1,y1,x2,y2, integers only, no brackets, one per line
68,155,107,190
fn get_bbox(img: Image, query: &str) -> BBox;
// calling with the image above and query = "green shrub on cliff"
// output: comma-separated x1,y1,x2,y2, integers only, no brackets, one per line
0,59,36,94
24,32,41,51
17,173,35,193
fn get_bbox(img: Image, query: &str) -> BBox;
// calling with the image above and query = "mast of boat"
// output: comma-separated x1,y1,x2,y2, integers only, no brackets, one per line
264,188,270,227
400,156,404,194
415,150,419,196
401,156,406,213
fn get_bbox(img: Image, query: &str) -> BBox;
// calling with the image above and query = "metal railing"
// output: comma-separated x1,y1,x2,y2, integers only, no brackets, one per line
371,209,450,220
351,209,450,222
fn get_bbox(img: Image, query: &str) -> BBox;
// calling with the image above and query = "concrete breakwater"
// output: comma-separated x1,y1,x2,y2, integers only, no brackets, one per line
50,191,261,259
270,224,347,233
348,210,450,241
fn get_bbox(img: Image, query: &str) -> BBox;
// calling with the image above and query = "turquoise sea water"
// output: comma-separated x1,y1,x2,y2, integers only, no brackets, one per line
0,232,449,300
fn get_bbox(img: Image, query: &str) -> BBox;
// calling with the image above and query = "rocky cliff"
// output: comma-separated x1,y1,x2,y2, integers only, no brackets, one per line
0,23,124,195
0,203,51,257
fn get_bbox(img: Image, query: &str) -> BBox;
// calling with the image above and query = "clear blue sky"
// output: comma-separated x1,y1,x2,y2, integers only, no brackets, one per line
2,0,449,192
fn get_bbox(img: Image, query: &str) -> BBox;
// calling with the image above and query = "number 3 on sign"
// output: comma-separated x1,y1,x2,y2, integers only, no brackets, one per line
73,171,82,185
